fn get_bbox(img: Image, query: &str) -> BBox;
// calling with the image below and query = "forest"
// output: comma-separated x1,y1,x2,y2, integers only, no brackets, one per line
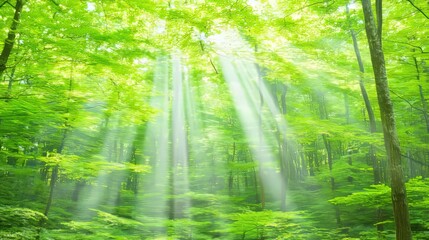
0,0,428,239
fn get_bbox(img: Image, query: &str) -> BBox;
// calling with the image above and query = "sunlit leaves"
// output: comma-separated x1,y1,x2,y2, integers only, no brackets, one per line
225,209,319,239
329,184,391,208
0,0,428,239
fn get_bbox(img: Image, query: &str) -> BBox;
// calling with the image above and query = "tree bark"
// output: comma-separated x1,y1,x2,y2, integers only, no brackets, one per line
347,4,381,183
360,1,412,239
0,0,24,78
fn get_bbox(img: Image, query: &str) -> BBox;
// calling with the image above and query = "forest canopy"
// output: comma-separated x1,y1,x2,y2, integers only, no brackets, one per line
0,0,428,239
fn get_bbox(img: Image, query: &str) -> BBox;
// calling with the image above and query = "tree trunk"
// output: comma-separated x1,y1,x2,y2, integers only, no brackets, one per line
228,142,236,194
317,91,341,226
44,66,74,217
348,5,382,183
44,165,59,216
347,3,385,230
418,85,429,133
344,93,350,124
279,137,288,212
411,57,429,133
0,0,24,78
71,181,86,202
360,1,412,238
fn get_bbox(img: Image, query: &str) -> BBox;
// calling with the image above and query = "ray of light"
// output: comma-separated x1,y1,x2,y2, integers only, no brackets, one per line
137,56,170,234
220,55,285,205
75,114,137,219
170,53,191,220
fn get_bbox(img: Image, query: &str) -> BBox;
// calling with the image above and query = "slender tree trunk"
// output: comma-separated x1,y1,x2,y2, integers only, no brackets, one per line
308,147,315,176
347,10,377,134
0,0,24,78
43,166,58,216
344,93,350,124
418,85,429,133
44,63,74,217
360,1,412,238
347,3,385,230
71,181,86,202
414,58,429,178
228,142,236,194
348,6,381,183
44,128,67,217
314,141,320,171
317,91,341,225
280,137,288,211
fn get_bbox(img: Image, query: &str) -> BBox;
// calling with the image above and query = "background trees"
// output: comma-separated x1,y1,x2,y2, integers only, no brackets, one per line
0,0,428,239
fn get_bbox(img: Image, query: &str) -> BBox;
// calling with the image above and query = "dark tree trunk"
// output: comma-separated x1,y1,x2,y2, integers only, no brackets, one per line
43,70,74,217
344,93,350,124
317,91,341,226
0,0,24,78
360,1,412,238
228,142,236,194
280,84,287,115
280,137,288,212
347,3,385,229
44,165,58,216
418,85,429,133
308,149,315,176
71,181,86,202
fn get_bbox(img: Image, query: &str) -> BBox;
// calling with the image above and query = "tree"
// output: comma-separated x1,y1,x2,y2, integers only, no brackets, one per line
0,0,24,80
0,1,428,239
360,0,412,238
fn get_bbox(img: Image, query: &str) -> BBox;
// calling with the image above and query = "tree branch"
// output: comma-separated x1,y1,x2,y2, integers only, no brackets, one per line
0,0,24,77
0,1,14,8
285,1,332,18
390,89,427,114
384,40,428,54
401,153,429,167
49,0,60,7
406,0,429,20
376,0,382,41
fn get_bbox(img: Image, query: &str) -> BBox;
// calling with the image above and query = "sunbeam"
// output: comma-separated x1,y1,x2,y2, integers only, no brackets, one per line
170,53,191,221
220,55,285,207
137,56,170,233
75,114,137,220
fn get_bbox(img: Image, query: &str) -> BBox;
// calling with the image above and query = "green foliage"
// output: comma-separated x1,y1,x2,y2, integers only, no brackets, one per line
0,0,428,239
0,206,46,239
0,206,47,228
43,209,145,239
329,184,391,208
226,210,302,239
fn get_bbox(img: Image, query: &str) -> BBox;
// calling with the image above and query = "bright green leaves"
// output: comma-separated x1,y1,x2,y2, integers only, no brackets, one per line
226,209,339,239
406,177,429,209
48,209,145,239
330,176,429,232
329,184,391,208
0,206,47,239
0,206,47,228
